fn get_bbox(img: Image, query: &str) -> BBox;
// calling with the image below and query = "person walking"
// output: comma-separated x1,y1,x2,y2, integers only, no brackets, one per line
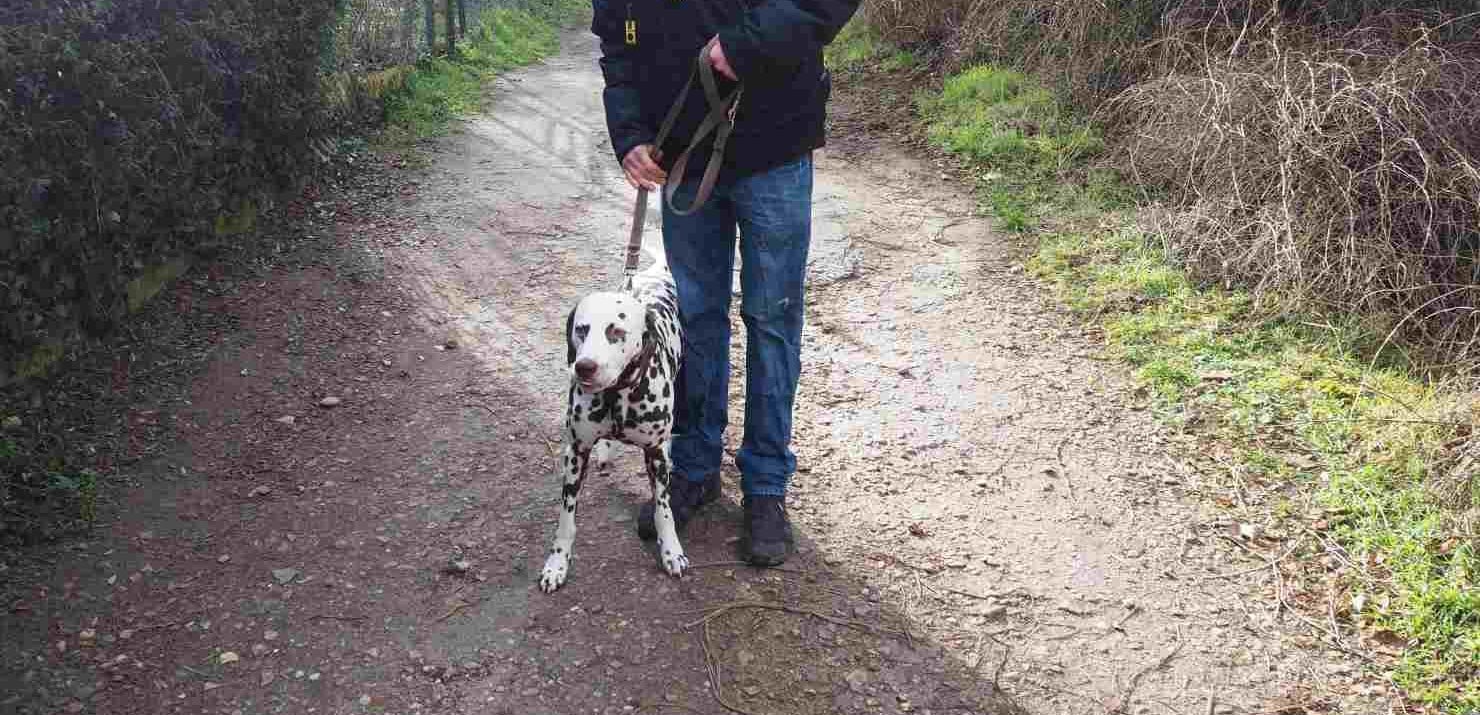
591,0,859,566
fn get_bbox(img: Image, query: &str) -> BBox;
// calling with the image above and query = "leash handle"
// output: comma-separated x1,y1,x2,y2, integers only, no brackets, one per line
621,38,741,286
662,38,742,217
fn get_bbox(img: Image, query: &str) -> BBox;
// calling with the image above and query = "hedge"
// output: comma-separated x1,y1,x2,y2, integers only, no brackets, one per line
0,0,343,385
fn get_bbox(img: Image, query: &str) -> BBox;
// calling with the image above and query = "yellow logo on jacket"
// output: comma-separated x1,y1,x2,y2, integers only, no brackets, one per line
625,19,637,45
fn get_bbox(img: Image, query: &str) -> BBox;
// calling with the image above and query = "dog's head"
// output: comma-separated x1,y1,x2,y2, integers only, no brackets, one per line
565,291,650,391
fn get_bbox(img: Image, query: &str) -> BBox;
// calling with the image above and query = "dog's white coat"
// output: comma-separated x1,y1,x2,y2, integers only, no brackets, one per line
539,249,687,592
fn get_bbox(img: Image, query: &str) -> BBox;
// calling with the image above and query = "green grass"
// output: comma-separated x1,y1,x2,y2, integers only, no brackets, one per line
824,17,897,72
381,6,564,141
920,67,1100,174
1028,227,1480,710
881,49,918,72
904,32,1480,712
916,66,1105,232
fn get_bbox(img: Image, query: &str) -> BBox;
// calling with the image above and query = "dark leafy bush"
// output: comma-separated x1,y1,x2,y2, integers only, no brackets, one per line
0,0,341,384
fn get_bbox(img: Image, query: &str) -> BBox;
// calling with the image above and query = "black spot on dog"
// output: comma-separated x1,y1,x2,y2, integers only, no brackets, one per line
638,406,672,423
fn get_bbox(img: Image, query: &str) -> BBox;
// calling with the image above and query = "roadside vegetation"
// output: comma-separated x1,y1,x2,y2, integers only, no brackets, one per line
378,1,587,143
829,2,1480,710
0,0,584,546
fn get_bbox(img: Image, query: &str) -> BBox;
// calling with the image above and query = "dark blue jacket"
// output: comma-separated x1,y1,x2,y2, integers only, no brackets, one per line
591,0,860,178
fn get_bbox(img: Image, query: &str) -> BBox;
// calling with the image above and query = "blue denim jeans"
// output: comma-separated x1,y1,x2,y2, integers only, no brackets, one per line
661,153,813,498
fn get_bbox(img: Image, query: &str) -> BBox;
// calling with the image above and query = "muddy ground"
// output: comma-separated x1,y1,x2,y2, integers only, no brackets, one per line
0,30,1399,715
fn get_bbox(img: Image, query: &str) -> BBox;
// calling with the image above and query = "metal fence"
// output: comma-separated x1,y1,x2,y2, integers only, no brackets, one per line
327,0,493,73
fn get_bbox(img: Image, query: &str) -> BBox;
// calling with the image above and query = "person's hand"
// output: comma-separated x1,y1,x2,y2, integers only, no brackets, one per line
707,37,737,81
622,144,666,191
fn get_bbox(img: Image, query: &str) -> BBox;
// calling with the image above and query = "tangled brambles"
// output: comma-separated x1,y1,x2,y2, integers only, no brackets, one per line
861,0,1172,105
1110,18,1480,371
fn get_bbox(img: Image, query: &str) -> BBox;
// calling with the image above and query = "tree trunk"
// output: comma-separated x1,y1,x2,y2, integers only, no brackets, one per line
423,0,435,57
456,0,467,39
402,0,418,64
445,0,457,56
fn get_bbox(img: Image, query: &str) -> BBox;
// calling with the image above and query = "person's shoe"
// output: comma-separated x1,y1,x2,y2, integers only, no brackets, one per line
636,471,722,540
742,495,793,566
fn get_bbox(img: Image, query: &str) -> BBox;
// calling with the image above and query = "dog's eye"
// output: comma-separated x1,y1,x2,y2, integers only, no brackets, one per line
574,325,590,340
606,325,627,343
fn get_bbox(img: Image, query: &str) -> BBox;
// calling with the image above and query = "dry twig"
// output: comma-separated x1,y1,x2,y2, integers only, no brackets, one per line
701,620,764,715
685,599,904,639
1202,537,1303,582
1108,639,1185,714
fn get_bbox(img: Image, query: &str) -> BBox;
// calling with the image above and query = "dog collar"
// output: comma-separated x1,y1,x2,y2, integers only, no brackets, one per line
607,339,657,394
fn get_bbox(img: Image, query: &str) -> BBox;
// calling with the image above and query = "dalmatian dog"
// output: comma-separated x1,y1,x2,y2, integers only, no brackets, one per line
539,248,686,593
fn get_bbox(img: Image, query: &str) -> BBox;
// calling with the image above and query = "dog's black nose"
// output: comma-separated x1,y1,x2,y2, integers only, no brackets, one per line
574,359,598,380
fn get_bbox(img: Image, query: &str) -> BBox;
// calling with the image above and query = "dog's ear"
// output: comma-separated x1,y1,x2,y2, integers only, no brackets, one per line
565,306,576,365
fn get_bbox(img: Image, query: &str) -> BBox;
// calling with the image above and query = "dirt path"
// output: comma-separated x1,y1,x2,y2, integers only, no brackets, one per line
1,31,1386,715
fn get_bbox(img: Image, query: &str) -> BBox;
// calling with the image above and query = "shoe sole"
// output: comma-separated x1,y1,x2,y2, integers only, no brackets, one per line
745,545,789,567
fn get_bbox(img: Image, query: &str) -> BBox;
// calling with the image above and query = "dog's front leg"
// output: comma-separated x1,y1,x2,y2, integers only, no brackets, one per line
644,442,689,578
539,430,590,593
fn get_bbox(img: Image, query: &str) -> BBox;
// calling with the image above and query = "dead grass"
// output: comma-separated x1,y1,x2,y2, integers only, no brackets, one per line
862,0,1173,106
1108,11,1480,373
861,4,1480,372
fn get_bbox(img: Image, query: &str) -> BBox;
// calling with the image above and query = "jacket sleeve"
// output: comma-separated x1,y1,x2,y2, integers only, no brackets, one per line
592,0,653,164
716,0,861,80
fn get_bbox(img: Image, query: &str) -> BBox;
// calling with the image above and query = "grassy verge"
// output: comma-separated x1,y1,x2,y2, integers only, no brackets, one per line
1029,220,1479,712
379,4,579,143
854,15,1480,712
824,17,920,74
1,3,589,545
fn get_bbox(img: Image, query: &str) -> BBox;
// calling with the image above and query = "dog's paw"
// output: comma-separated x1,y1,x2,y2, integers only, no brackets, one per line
539,552,569,593
658,547,689,579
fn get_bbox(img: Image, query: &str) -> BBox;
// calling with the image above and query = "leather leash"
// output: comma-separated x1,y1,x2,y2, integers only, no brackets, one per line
622,36,743,289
